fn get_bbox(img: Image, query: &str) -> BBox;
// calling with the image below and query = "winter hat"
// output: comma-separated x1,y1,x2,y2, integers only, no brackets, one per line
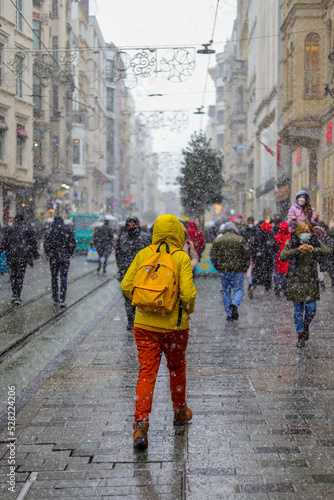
278,221,289,234
223,221,239,233
261,222,272,233
295,221,314,237
295,190,310,205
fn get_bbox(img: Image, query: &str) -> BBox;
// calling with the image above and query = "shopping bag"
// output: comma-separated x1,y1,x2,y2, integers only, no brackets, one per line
86,248,99,263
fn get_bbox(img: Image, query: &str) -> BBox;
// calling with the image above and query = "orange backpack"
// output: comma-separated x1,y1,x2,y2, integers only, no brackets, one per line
131,241,182,314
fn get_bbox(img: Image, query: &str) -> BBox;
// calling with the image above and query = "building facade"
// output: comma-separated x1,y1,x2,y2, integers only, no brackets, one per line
0,0,34,224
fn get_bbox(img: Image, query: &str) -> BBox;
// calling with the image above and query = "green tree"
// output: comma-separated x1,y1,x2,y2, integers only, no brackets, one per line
177,132,224,228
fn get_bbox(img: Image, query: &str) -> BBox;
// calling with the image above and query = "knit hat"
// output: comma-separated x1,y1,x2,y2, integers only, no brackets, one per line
261,222,272,233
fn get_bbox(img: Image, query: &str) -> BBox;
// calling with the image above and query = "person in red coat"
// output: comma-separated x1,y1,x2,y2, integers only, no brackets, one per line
186,221,206,261
274,221,290,297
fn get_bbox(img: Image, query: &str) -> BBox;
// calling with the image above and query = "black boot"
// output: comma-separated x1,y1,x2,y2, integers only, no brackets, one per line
296,332,306,348
303,323,309,341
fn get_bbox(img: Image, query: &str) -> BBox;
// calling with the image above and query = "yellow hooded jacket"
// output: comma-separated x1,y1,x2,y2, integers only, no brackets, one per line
121,214,196,332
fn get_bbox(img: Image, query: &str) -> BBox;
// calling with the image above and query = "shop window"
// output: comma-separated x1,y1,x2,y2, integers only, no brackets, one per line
217,134,224,147
305,33,320,96
53,136,58,169
33,74,42,110
0,44,3,87
16,0,23,32
106,87,114,111
217,110,224,124
73,139,80,164
0,117,8,161
33,20,41,50
16,125,28,166
52,36,58,63
217,86,224,101
52,0,58,17
33,128,42,167
15,54,23,98
53,85,59,111
106,59,114,81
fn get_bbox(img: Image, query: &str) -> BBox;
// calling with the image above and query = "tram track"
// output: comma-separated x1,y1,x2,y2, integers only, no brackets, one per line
0,272,116,362
0,267,98,320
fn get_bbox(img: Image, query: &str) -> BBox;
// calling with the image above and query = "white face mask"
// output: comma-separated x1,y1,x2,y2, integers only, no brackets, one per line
298,197,306,206
248,224,254,228
299,232,311,242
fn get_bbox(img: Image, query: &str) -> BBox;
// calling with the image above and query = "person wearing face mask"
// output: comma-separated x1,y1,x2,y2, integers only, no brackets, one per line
280,221,332,348
242,217,259,298
287,190,319,234
116,217,152,330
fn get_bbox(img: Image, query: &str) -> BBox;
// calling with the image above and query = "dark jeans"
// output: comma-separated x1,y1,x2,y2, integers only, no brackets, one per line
50,259,70,302
10,261,28,298
293,301,317,333
125,296,136,327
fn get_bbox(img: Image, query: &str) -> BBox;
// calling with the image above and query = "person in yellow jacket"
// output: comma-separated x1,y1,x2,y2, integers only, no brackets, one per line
121,214,196,450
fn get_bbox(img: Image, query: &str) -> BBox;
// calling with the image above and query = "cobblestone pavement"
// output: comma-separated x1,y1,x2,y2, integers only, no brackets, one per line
0,274,334,499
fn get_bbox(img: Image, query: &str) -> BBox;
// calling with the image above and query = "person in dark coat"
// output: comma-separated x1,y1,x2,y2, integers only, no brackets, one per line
44,216,76,307
1,213,39,304
252,222,278,294
242,216,259,298
280,221,332,348
210,222,250,321
323,221,334,287
93,220,114,273
272,214,283,236
115,217,151,330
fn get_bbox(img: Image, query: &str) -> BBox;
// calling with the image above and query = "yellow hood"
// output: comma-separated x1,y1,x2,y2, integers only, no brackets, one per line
152,214,185,248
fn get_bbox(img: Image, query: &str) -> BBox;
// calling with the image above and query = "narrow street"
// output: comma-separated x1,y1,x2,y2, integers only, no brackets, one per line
1,270,334,499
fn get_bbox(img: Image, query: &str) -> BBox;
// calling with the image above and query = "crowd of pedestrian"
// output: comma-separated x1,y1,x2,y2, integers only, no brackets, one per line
0,190,333,452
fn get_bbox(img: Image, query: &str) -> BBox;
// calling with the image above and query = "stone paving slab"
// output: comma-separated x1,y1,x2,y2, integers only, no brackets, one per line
0,276,334,498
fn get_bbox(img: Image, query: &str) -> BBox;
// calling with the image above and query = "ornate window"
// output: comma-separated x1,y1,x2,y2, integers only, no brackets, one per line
33,20,41,51
33,74,42,110
73,139,80,164
16,0,23,31
15,54,23,98
305,33,320,97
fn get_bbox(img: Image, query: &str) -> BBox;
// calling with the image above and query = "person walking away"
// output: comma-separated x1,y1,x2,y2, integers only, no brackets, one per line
121,214,196,450
1,213,39,304
186,221,205,262
116,217,151,331
183,229,199,273
44,216,76,307
280,221,332,348
288,190,319,233
93,220,114,273
252,222,278,294
323,221,334,287
242,216,259,298
274,222,290,297
210,222,250,321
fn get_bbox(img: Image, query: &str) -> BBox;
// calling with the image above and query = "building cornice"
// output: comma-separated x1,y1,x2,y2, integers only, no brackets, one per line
281,3,325,34
253,87,277,123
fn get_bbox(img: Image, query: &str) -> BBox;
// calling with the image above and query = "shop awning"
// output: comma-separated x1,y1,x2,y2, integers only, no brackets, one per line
17,125,28,139
0,119,8,132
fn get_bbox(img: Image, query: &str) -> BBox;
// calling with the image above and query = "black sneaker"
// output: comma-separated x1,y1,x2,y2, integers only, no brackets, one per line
14,297,23,305
230,304,239,320
226,315,234,321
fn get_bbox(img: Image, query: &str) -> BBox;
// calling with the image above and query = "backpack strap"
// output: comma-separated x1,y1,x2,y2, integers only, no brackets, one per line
156,241,170,253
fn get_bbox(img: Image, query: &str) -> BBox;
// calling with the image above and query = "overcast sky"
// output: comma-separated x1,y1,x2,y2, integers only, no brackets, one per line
92,0,237,154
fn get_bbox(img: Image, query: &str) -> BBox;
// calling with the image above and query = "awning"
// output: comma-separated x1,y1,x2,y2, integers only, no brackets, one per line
17,125,28,139
0,119,8,132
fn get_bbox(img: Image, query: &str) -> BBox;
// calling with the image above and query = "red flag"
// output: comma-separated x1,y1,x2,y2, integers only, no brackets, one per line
277,140,282,167
259,141,275,156
326,121,333,145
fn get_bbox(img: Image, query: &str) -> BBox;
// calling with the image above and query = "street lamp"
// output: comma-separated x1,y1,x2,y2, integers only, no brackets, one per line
194,106,205,115
197,42,215,55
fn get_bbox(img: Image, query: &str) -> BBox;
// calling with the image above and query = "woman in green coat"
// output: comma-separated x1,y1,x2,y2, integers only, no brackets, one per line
280,221,332,348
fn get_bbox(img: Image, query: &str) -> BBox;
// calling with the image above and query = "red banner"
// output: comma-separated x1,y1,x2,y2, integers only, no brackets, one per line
277,140,282,167
326,121,333,145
